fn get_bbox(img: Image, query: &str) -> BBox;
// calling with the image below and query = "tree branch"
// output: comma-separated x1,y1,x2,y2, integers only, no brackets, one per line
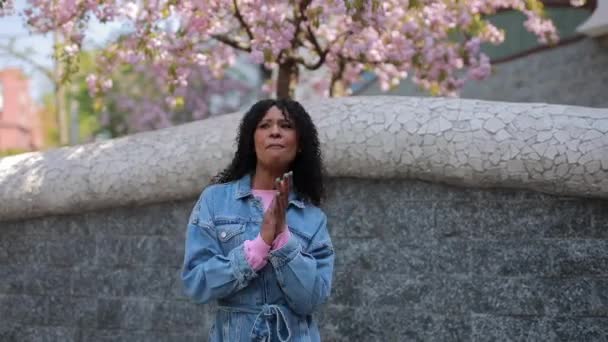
232,0,254,41
296,28,357,70
342,55,402,66
293,55,322,70
211,34,251,52
0,40,55,83
290,1,328,70
290,0,312,49
299,25,328,70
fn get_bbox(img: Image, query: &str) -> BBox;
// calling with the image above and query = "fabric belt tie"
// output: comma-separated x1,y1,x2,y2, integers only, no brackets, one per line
218,303,292,341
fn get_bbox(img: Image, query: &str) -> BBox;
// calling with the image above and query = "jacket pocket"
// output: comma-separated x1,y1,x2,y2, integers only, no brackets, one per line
217,223,246,254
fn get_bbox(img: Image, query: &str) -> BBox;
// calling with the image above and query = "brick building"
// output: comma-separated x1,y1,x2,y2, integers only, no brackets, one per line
0,68,42,152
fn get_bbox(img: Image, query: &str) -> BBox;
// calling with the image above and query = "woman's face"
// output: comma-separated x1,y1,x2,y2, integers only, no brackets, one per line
254,106,298,171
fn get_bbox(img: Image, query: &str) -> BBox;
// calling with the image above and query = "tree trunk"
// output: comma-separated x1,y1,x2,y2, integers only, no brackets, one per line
53,31,68,146
55,84,67,145
258,64,272,100
276,60,298,99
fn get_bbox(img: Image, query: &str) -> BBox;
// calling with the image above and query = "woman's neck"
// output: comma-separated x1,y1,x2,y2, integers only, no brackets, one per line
252,166,287,190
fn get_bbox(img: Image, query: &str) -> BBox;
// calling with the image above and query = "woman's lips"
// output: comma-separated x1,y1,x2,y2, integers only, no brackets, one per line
267,144,285,149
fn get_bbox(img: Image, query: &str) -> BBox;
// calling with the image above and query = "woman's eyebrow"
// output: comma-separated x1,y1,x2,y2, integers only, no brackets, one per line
260,118,291,123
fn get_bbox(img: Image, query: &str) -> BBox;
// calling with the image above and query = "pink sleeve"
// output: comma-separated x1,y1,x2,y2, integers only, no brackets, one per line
271,227,291,251
244,235,271,271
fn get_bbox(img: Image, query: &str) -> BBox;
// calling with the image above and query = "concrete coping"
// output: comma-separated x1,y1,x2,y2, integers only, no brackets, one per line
1,96,607,222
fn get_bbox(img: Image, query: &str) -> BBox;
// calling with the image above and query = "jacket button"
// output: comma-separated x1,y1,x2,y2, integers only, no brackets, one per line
220,232,227,239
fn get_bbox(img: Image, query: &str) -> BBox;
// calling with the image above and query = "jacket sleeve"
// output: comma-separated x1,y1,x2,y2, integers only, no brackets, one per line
269,212,335,316
181,187,258,303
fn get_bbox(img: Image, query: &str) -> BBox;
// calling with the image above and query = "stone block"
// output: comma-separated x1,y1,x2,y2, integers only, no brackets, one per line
544,278,596,316
22,266,72,296
47,295,97,327
431,240,470,275
148,300,207,332
4,235,47,265
125,267,180,299
471,278,547,315
47,238,96,267
553,240,608,276
95,236,132,266
382,202,435,242
10,327,77,342
0,265,22,294
471,240,552,276
0,294,47,325
319,304,471,341
131,236,182,267
87,201,192,237
472,315,550,342
96,299,154,330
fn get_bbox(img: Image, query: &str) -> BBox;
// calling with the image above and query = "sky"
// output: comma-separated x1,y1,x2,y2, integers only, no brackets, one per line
0,0,123,102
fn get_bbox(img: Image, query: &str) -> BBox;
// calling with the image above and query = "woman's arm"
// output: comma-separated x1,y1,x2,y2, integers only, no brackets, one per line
269,213,335,316
181,187,258,303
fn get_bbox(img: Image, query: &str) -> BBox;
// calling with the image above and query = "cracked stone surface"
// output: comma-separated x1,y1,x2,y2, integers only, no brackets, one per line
1,96,607,221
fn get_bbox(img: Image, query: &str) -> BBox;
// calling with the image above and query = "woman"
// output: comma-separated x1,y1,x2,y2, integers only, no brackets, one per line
182,99,334,341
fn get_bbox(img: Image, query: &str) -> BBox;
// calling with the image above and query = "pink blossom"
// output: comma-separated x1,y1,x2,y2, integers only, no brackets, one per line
18,0,563,101
86,74,98,95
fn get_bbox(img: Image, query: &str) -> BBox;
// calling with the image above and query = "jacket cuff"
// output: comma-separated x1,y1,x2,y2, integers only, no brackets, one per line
269,234,301,268
229,244,258,287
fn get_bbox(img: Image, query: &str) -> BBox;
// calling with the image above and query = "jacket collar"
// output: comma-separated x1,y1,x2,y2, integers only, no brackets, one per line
235,173,305,209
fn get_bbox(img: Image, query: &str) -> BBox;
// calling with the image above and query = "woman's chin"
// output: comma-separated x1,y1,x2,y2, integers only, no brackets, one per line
261,156,293,169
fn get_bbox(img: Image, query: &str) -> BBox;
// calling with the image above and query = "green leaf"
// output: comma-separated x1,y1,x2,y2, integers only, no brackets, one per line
467,14,486,36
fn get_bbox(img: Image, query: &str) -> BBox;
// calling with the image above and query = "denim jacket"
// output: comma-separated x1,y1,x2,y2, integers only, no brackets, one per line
182,174,335,341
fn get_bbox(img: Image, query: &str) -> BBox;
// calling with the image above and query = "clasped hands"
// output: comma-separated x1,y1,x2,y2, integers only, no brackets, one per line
260,171,292,245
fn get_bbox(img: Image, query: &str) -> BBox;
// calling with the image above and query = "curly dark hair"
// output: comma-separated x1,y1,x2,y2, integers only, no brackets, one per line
212,98,325,206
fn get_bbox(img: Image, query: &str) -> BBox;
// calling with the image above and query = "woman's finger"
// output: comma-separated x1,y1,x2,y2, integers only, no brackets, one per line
284,172,291,197
278,190,287,221
281,178,287,207
278,190,285,214
274,177,282,205
284,174,290,201
277,190,286,233
275,177,283,207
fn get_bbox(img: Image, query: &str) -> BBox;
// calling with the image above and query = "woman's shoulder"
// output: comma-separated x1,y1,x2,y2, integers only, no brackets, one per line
294,200,327,225
301,201,325,215
198,180,238,200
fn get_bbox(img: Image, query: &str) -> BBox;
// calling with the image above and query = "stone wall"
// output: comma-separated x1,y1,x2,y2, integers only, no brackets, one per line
1,97,607,341
1,178,607,341
356,38,608,108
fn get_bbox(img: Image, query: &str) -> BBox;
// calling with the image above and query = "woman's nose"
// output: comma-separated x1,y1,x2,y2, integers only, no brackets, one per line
270,124,281,136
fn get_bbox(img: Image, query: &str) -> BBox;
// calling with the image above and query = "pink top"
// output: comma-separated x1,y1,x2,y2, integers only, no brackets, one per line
243,189,292,271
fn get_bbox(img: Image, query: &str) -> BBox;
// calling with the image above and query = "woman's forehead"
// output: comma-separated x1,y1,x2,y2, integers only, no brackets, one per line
262,106,291,120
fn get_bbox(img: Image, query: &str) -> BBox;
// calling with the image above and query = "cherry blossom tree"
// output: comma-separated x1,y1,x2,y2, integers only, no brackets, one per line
1,0,257,138
94,61,257,136
14,0,585,101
